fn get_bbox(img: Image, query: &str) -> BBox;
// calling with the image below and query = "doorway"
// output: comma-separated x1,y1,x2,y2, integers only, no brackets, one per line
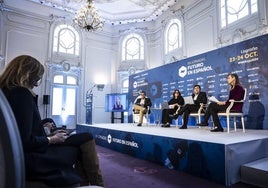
51,74,78,129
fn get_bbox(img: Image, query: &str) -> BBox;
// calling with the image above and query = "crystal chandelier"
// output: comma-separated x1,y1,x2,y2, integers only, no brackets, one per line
73,0,104,32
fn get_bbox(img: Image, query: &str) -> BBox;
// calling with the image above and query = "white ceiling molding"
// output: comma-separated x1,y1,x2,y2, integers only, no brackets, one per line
25,0,178,25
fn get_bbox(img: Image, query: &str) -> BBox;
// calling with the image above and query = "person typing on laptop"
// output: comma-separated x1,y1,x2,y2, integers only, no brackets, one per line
42,118,76,136
161,89,184,127
170,85,207,129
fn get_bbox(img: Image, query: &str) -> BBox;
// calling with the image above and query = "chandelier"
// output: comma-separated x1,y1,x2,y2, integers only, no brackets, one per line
73,0,104,32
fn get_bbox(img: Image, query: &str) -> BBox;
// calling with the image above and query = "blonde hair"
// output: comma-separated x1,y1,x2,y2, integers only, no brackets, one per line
0,55,44,89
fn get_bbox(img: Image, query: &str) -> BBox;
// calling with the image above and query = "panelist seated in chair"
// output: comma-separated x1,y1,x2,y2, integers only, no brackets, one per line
170,84,207,129
197,73,245,132
161,89,184,128
133,91,152,126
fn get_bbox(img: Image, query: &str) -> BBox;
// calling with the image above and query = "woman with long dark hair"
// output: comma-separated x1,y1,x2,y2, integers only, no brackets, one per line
161,89,184,127
198,73,245,132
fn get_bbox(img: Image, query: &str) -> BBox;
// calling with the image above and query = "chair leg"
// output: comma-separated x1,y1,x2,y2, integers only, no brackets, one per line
234,117,237,132
241,116,246,133
198,115,201,124
227,116,230,133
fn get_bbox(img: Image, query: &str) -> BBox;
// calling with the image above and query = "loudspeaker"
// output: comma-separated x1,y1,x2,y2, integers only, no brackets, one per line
43,95,50,105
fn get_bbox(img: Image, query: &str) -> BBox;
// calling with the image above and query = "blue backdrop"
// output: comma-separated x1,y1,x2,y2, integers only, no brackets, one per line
129,34,268,130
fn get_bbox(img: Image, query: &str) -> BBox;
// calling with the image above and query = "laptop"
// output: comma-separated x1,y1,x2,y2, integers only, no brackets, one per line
161,102,170,109
184,96,195,104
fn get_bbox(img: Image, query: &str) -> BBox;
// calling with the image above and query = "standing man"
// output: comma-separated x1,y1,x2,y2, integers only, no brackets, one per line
170,85,207,129
133,91,152,126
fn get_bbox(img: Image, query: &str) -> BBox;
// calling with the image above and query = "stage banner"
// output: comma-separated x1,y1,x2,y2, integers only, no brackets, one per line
129,34,268,130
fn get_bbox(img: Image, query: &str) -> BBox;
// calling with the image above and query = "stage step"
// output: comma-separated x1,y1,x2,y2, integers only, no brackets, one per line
241,157,268,188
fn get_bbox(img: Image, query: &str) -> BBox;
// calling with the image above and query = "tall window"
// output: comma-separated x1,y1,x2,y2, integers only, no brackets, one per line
51,74,78,127
122,33,144,61
52,75,78,116
165,19,182,54
220,0,258,28
53,24,80,56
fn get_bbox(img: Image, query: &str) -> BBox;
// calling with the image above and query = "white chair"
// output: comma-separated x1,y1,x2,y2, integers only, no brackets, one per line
189,103,206,124
176,104,206,126
132,106,150,126
217,88,247,133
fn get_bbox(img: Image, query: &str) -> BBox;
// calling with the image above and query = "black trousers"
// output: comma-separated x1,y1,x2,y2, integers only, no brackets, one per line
203,102,228,128
161,108,176,124
178,104,200,126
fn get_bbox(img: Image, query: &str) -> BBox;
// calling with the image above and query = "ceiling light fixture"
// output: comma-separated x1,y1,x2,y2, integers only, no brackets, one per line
73,0,104,32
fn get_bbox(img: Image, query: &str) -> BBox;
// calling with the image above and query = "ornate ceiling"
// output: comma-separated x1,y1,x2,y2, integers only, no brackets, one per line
26,0,178,25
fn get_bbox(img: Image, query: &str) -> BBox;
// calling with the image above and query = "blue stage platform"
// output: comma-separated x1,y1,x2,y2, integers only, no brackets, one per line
77,123,268,186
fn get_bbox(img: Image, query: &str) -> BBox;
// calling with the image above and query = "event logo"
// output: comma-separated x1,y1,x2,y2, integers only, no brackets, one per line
133,81,138,88
178,62,212,78
178,66,187,78
107,134,112,144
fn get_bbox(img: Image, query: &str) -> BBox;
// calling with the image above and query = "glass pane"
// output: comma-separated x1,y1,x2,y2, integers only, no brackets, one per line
53,75,64,84
122,33,144,61
251,0,258,13
65,88,76,115
53,24,80,56
220,0,226,28
127,38,139,56
123,79,129,88
227,0,248,24
52,88,63,115
59,29,75,54
67,76,77,85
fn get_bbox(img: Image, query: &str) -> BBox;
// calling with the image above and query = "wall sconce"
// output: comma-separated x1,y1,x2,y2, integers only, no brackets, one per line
96,84,105,91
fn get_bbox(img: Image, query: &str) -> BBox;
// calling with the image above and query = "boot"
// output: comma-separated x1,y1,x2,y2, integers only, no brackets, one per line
74,161,89,186
80,140,104,187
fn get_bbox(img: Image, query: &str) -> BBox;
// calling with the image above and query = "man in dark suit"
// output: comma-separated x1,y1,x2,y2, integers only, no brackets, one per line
170,85,207,129
133,91,152,126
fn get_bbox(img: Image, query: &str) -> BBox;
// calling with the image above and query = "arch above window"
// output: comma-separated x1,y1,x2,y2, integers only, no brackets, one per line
53,24,80,56
121,33,144,61
165,18,182,54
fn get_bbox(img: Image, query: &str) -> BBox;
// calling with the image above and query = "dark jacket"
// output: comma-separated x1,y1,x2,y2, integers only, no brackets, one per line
2,87,81,186
135,97,152,108
168,97,185,111
135,97,152,113
192,91,207,106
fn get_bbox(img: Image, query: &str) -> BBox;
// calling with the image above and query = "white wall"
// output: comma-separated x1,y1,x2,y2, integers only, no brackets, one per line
0,0,267,124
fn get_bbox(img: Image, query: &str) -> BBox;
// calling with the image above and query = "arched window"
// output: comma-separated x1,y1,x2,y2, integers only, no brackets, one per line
53,24,80,56
220,0,258,28
165,19,182,54
122,33,144,61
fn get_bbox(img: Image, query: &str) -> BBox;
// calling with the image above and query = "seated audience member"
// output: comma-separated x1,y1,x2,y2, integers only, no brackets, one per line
198,73,245,132
133,91,152,126
42,118,75,136
0,55,104,187
161,89,184,127
170,84,207,129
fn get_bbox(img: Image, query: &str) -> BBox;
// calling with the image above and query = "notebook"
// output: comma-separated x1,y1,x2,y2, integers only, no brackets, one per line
184,96,195,104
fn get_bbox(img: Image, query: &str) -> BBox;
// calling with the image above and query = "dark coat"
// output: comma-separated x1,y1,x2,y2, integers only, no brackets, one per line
192,91,207,106
2,87,81,186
